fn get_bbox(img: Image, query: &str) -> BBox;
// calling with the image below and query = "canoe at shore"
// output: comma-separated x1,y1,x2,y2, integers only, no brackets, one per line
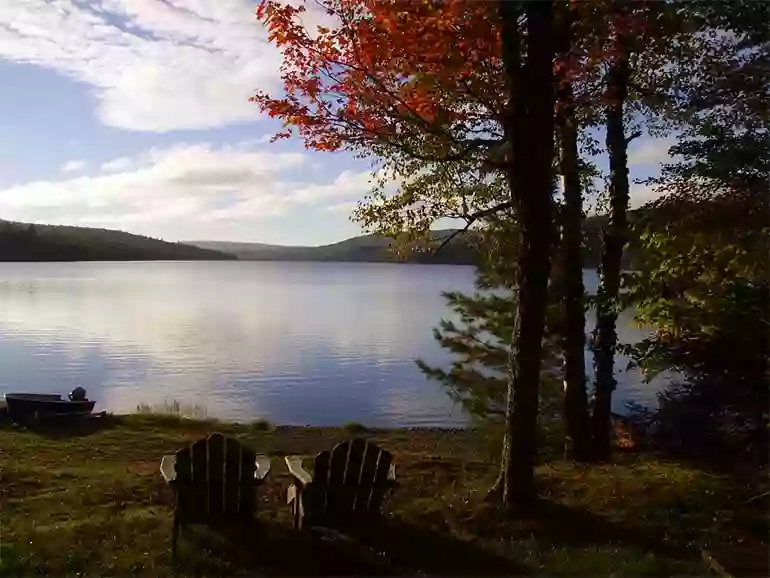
4,393,95,424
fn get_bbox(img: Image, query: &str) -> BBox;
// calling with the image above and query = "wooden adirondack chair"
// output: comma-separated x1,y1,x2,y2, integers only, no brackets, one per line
160,433,271,558
285,438,396,531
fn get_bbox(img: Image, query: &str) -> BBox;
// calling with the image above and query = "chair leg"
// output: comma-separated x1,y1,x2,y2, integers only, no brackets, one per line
172,516,180,561
294,491,305,531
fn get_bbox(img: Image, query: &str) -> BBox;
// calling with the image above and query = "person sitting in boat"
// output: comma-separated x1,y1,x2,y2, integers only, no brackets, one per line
69,387,88,402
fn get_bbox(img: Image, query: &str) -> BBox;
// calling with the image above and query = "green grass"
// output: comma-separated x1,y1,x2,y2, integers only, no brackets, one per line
1,413,765,577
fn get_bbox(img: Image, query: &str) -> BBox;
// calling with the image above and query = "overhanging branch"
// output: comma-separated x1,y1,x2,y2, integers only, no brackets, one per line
625,130,643,145
433,198,517,255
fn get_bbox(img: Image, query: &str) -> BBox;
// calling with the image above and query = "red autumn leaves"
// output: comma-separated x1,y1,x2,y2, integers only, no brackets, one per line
253,0,656,154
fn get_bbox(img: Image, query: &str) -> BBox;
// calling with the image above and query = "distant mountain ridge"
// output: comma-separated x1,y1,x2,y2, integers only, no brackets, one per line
189,230,476,265
0,220,235,262
0,213,639,266
189,215,635,268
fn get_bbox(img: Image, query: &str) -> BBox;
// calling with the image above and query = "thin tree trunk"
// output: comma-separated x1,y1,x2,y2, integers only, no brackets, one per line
497,0,556,508
490,0,520,505
591,34,631,462
557,79,591,462
554,4,591,461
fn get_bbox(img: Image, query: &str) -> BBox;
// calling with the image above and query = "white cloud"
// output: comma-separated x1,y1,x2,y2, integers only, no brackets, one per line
0,143,374,240
100,157,134,173
292,170,373,202
0,0,284,131
61,159,85,173
629,182,664,208
254,134,279,145
322,201,359,214
628,137,678,168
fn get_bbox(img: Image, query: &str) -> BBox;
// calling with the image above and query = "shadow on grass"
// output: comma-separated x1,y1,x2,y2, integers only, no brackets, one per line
172,521,388,576
465,498,696,564
533,500,693,558
173,517,525,576
368,517,527,575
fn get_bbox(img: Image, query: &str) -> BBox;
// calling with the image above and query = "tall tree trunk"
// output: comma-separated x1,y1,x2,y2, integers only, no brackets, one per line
591,33,631,461
497,0,556,508
557,78,591,462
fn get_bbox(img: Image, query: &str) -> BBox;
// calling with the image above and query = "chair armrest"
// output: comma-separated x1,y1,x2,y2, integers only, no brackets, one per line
160,454,176,483
255,454,271,481
285,455,312,487
387,462,399,488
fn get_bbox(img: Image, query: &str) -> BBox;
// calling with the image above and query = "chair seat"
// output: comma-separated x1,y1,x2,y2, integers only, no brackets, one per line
160,433,271,559
285,438,397,531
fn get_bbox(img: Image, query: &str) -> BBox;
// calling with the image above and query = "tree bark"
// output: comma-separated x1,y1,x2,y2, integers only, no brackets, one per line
591,32,631,462
497,0,556,508
557,79,591,462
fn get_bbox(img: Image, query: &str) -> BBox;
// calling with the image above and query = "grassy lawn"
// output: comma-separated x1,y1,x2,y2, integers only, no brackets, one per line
1,414,765,576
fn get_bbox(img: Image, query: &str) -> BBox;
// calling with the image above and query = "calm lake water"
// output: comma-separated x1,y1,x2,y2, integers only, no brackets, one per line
0,262,664,427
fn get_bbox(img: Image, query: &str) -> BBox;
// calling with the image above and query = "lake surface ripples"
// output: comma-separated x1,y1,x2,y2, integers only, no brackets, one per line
0,261,666,426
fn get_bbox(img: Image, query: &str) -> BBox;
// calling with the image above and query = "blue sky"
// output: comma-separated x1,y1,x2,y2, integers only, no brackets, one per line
0,0,672,246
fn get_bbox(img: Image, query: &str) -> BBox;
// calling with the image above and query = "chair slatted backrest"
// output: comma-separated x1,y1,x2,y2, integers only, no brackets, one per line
173,433,256,522
310,438,392,522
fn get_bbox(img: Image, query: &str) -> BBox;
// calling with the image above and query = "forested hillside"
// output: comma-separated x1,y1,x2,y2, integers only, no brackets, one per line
190,229,476,264
0,221,236,262
0,213,643,265
191,213,640,267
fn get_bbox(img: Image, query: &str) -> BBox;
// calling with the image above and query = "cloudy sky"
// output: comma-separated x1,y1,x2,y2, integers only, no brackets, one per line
0,0,671,246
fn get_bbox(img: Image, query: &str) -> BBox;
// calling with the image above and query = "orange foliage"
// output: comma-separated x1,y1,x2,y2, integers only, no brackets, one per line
252,0,658,157
252,0,505,158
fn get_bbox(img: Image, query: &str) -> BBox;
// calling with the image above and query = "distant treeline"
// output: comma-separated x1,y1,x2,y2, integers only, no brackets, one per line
190,231,479,265
0,214,643,265
0,221,236,262
190,213,643,268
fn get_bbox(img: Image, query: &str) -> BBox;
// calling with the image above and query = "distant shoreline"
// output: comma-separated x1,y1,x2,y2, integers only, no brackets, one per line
3,217,631,268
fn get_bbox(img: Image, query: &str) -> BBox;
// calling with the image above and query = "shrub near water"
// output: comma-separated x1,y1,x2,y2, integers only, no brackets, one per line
249,418,274,432
343,421,370,434
135,400,209,420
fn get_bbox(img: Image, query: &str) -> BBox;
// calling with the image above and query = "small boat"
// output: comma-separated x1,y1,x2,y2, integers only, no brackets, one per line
4,388,96,424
